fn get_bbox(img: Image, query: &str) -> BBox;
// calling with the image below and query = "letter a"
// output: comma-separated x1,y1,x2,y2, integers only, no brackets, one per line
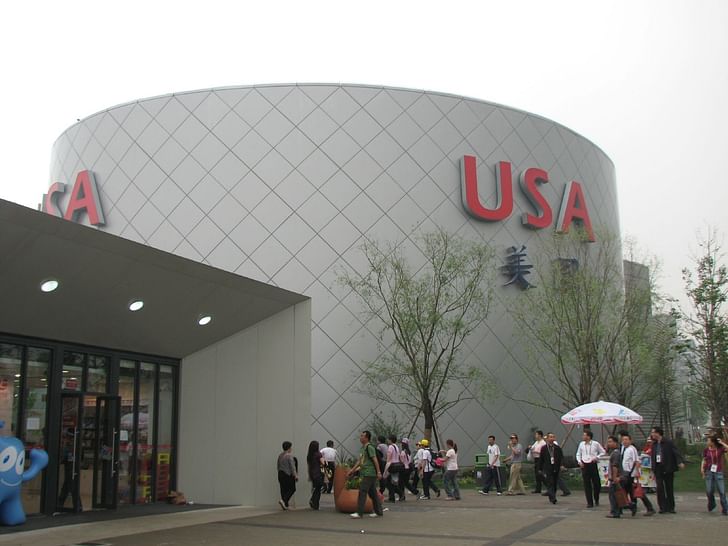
556,180,595,242
63,171,106,226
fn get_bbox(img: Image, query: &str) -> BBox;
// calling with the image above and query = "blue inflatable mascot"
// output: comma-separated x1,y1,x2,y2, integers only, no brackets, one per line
0,421,49,525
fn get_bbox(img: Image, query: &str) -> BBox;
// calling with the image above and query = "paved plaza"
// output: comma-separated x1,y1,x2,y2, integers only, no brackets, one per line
1,488,725,546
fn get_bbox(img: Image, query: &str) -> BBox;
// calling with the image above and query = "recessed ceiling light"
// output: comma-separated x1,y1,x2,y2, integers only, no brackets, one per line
129,300,144,312
197,315,212,326
40,279,59,292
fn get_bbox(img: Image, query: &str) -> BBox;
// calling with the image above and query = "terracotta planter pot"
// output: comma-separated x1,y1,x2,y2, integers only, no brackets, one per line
333,465,383,513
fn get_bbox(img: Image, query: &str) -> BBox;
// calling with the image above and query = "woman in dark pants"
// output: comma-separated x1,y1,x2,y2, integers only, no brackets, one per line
400,439,419,495
277,441,298,510
306,441,325,510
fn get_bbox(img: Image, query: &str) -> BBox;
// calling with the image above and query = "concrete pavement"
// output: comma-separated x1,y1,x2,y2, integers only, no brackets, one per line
1,488,725,546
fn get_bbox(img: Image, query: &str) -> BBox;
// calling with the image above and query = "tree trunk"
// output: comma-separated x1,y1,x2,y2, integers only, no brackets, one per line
423,399,435,444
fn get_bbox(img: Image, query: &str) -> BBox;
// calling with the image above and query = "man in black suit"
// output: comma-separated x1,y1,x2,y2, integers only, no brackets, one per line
650,427,685,514
537,432,564,504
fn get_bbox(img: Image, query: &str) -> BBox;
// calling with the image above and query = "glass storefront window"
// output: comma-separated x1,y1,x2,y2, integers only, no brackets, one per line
62,352,84,391
87,355,109,393
0,343,22,436
156,365,175,500
137,363,156,503
0,336,179,513
118,360,136,505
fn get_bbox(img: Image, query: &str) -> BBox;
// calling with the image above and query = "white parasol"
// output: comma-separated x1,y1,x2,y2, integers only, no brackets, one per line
561,400,643,425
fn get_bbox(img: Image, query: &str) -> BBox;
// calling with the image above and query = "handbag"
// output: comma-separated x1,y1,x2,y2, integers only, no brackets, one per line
614,485,630,508
321,463,333,479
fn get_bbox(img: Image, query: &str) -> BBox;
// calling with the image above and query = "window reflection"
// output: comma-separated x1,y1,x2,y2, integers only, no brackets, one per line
62,352,84,391
21,347,50,515
156,366,175,500
87,355,108,393
118,361,136,505
137,363,156,503
0,343,22,436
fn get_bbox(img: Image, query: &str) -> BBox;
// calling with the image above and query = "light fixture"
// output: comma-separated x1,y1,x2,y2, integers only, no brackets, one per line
128,300,144,312
197,315,212,326
40,279,59,293
14,374,20,378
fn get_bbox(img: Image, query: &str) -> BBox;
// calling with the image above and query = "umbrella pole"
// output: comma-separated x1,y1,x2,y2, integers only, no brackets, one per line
562,425,576,447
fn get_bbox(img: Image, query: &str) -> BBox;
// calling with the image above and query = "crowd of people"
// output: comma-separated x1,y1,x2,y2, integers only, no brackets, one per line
275,426,728,520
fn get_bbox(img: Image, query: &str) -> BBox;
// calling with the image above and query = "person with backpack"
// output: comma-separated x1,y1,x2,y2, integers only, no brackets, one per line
400,438,419,496
384,434,406,501
417,439,441,499
376,435,388,495
347,430,384,519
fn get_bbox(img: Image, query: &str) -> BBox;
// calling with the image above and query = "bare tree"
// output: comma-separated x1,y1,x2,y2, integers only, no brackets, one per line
338,228,496,444
509,227,659,412
681,229,728,430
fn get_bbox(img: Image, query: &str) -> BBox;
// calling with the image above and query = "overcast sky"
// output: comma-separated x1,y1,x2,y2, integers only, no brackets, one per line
1,0,726,309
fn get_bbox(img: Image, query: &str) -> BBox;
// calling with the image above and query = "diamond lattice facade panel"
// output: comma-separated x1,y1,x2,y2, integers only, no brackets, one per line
49,84,619,463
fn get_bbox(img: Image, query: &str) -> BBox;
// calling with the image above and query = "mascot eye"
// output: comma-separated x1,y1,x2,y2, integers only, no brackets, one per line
0,446,17,472
15,450,25,475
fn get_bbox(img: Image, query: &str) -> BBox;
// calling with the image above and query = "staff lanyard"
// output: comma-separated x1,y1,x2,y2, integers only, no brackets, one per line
708,448,719,473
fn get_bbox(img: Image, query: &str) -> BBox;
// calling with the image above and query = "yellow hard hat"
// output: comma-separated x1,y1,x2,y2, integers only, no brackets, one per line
420,439,429,447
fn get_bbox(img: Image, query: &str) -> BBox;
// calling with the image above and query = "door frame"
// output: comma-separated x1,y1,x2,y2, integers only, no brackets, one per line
56,392,83,513
92,395,121,509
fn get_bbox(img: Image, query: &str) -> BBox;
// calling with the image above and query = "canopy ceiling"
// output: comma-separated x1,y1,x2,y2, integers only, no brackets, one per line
0,199,308,358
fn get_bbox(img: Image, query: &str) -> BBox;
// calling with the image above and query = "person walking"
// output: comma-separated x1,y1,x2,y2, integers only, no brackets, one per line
410,441,422,495
384,434,403,502
417,439,440,499
605,435,623,518
650,427,685,514
320,440,337,494
537,432,563,504
620,432,656,516
347,430,384,519
440,439,461,500
479,435,503,495
528,430,546,494
400,438,419,496
701,436,728,515
377,435,388,495
277,441,298,510
306,441,325,510
504,433,526,495
576,430,605,508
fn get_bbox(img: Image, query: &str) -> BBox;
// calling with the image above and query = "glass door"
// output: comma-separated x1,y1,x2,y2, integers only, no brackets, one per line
56,394,82,512
93,396,120,509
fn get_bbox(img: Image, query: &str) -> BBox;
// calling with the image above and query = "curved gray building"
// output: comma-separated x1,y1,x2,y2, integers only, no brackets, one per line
48,83,618,467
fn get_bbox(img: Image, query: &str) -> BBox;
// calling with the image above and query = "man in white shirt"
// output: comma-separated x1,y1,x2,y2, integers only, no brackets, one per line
620,432,640,516
576,430,605,508
320,440,337,494
529,430,546,494
620,432,656,516
479,435,503,495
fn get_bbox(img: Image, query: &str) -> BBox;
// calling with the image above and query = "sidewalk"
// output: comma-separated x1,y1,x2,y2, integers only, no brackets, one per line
2,489,725,546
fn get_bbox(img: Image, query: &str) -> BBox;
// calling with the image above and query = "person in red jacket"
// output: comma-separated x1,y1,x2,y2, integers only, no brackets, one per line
701,436,728,515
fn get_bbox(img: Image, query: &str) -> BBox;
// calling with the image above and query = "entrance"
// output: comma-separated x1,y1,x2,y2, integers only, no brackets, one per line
56,393,120,511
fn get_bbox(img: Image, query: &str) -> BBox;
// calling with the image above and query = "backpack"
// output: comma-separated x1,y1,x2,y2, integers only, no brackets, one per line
429,448,442,469
375,445,386,473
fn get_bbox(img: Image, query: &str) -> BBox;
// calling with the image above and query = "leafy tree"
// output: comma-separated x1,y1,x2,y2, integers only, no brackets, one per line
509,227,659,413
338,228,496,446
681,230,728,430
